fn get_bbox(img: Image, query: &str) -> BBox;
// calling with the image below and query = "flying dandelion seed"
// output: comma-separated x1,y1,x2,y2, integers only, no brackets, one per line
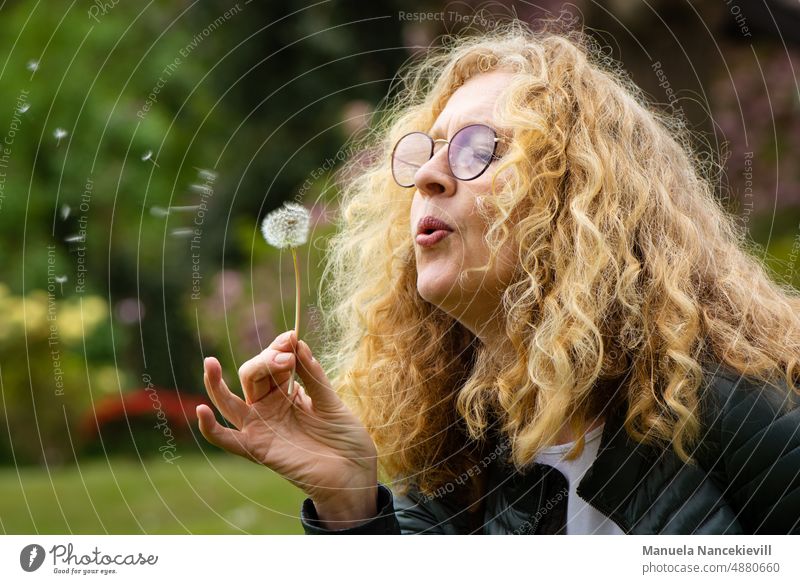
195,168,217,181
53,128,67,146
55,275,67,294
141,150,159,167
60,204,70,220
260,201,311,396
189,183,212,195
26,60,39,72
18,103,30,114
150,206,170,217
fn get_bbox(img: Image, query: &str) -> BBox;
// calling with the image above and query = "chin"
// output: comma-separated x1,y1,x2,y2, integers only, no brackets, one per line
417,281,446,304
417,285,443,307
417,277,460,309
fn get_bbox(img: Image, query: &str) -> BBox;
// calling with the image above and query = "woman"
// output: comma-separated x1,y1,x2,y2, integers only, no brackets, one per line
196,21,800,534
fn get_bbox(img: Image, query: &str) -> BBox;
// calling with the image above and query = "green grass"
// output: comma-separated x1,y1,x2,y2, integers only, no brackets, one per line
0,454,307,534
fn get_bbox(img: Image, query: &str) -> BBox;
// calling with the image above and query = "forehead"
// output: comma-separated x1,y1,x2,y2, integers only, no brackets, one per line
430,69,514,137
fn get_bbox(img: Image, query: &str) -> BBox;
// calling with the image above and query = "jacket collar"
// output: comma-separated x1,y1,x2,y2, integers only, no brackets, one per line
574,400,661,531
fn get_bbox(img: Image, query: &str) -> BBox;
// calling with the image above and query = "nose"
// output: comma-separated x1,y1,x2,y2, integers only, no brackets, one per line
413,143,456,197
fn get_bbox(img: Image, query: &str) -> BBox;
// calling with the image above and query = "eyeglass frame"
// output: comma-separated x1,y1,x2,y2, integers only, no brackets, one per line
390,123,503,188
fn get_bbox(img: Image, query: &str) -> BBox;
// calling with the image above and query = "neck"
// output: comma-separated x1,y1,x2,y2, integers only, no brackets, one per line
460,307,610,447
553,417,606,445
454,301,511,356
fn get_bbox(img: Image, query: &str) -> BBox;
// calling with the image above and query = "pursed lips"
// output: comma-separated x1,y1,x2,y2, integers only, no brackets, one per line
415,215,455,247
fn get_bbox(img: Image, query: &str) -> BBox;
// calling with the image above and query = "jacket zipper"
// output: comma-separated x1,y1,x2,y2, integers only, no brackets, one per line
578,495,631,534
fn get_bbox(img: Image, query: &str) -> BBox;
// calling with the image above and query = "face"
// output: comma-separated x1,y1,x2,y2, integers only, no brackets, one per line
409,70,518,336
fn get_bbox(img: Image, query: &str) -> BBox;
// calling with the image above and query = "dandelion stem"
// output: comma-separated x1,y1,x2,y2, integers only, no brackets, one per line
288,247,301,396
259,200,310,398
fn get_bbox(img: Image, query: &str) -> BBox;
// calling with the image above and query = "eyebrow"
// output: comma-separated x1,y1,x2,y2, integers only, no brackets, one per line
428,118,494,140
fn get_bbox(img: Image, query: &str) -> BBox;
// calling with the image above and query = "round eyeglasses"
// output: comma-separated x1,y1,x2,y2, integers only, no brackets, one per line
391,123,501,188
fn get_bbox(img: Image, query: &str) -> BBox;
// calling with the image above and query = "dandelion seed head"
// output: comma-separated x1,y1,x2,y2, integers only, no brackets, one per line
60,204,70,220
53,128,67,140
26,60,39,72
18,103,30,114
260,202,311,249
55,275,68,284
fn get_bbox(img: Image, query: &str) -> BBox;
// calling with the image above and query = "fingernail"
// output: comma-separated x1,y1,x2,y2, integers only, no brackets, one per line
275,353,292,364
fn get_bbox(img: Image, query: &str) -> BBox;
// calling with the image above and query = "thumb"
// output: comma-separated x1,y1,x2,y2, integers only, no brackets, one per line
294,340,342,413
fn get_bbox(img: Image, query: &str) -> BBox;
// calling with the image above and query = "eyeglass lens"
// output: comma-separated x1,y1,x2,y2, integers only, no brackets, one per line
391,124,497,187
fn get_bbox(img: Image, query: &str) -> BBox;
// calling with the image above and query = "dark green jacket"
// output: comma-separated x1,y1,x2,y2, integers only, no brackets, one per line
300,364,800,534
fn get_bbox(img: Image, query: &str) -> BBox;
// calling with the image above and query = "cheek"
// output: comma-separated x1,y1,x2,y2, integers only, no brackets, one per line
493,239,518,284
464,203,493,257
463,229,489,260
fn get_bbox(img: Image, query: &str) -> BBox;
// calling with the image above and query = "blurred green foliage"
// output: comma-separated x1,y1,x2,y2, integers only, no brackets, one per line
0,0,799,477
0,0,424,466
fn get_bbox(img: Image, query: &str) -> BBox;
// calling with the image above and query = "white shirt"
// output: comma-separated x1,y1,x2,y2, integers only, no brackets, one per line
532,423,626,534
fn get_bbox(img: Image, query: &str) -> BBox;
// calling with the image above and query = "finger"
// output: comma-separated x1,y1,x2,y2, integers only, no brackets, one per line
294,339,341,413
269,329,297,351
239,343,295,404
196,405,252,460
239,349,296,387
204,358,226,414
291,382,314,415
204,357,248,428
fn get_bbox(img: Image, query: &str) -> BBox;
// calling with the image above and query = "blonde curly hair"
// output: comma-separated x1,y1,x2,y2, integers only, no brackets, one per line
315,18,800,498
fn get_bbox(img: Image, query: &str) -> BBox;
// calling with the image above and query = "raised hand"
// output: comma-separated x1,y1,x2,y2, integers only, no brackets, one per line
196,330,378,528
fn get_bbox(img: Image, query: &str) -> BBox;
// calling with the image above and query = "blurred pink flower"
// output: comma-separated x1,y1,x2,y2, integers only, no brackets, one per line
341,100,372,135
116,298,145,324
214,270,243,305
